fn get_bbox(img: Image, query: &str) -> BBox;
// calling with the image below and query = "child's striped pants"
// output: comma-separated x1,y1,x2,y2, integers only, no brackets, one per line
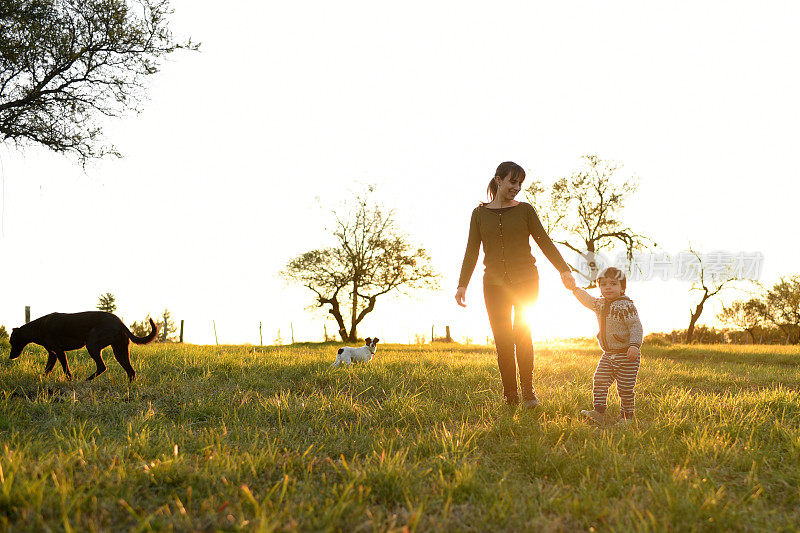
593,351,640,418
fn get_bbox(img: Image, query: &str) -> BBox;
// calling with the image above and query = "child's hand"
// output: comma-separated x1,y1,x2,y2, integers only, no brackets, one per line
561,271,576,290
626,346,641,361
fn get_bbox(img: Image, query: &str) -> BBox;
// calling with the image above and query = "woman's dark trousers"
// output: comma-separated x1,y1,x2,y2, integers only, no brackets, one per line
483,276,539,404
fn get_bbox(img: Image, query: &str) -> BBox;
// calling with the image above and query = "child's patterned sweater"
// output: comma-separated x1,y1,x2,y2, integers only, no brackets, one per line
574,291,643,353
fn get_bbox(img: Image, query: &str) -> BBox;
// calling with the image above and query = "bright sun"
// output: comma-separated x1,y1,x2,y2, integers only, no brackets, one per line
519,304,537,330
522,290,595,342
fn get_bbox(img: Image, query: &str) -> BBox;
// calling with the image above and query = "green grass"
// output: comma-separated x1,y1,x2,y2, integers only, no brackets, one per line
0,340,798,531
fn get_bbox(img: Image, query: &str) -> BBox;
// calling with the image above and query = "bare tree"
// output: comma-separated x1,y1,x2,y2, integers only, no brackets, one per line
97,292,117,313
1,0,198,163
685,248,738,343
718,298,766,343
524,154,653,287
282,190,439,342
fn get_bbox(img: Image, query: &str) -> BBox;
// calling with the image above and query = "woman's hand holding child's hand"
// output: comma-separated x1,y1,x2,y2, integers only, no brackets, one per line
626,346,641,361
561,272,576,290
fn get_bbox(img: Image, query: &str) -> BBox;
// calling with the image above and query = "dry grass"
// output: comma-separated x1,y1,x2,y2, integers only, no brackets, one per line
0,340,798,531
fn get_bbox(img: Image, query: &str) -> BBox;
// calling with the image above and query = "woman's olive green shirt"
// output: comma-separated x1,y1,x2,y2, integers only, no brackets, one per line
458,202,571,287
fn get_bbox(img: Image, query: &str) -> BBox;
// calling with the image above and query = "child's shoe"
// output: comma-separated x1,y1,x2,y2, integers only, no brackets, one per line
580,409,606,425
616,415,636,428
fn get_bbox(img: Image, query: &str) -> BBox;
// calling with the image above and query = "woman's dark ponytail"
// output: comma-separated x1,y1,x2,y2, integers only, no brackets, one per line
486,161,526,202
486,177,498,202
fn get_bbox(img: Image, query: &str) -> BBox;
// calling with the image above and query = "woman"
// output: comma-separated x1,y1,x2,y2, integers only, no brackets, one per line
456,161,576,407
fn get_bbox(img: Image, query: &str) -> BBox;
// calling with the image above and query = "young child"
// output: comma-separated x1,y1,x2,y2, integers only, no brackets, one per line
569,267,643,424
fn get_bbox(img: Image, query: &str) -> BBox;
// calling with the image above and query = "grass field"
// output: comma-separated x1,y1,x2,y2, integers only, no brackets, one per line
1,340,799,531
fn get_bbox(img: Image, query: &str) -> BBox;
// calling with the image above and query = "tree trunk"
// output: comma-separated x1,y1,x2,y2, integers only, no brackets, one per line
585,241,598,288
791,325,800,344
777,323,792,344
686,297,706,343
324,295,349,341
349,281,359,342
349,295,378,342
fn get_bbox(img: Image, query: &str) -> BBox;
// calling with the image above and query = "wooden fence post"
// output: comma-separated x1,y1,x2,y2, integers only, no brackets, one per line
25,306,30,324
259,322,263,346
179,320,184,343
446,325,452,343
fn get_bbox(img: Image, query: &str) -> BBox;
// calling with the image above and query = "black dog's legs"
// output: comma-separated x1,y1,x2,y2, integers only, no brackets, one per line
56,351,72,379
85,337,107,381
111,342,136,383
44,351,58,375
45,350,73,379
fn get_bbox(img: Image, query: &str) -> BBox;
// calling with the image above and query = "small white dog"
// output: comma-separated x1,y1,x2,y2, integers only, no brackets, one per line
331,337,380,368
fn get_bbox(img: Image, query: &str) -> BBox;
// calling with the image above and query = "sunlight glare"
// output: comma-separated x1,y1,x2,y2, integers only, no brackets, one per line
524,292,596,343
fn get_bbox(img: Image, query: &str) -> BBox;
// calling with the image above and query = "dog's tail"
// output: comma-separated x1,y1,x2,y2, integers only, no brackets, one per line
127,318,158,345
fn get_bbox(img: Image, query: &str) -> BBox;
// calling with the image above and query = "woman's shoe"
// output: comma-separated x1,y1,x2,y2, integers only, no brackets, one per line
521,397,541,409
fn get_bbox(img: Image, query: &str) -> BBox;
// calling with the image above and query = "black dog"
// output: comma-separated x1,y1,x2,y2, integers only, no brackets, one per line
9,312,157,382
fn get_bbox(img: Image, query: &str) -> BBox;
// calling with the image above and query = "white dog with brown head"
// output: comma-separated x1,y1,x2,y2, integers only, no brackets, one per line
331,337,380,368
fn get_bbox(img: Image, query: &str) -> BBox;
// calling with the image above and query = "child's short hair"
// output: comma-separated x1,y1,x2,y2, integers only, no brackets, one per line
598,267,627,293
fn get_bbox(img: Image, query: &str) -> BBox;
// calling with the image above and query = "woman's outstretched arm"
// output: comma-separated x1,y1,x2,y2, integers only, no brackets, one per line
526,204,571,274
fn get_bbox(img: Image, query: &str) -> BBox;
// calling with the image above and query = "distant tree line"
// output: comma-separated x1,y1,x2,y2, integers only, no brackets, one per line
647,325,792,346
716,275,800,344
641,275,800,345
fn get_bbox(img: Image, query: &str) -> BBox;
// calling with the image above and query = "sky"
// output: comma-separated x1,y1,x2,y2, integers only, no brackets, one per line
1,1,798,345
